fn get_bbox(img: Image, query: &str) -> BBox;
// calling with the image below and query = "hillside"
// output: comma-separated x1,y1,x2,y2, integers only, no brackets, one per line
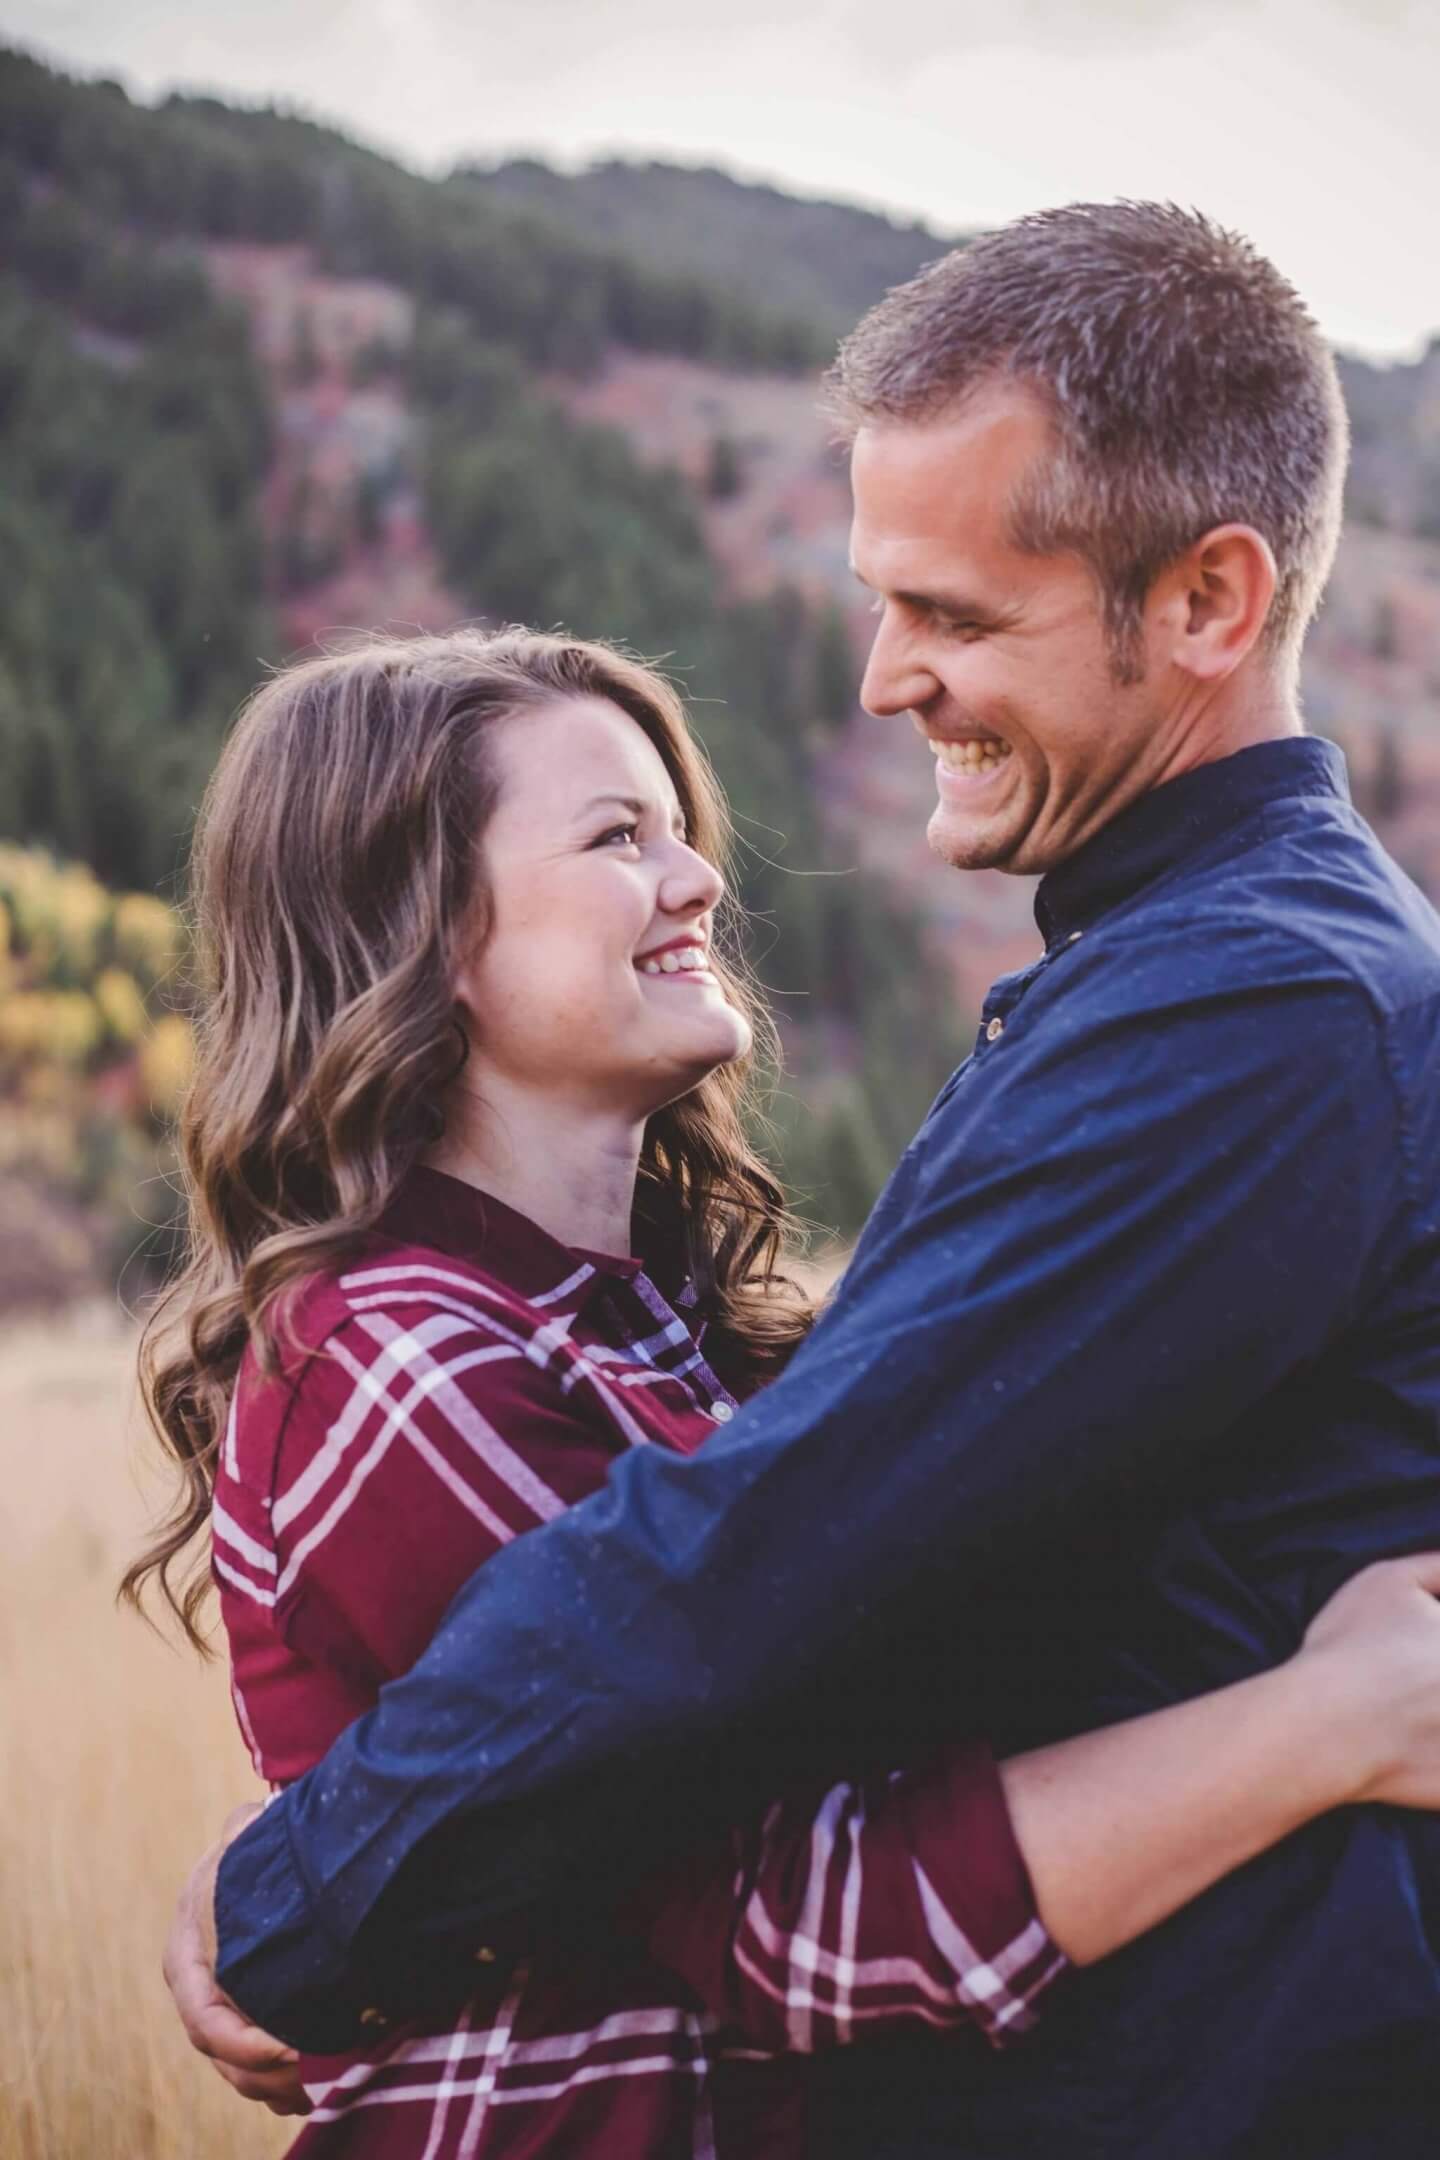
460,157,957,334
0,45,956,1275
3,41,1439,1287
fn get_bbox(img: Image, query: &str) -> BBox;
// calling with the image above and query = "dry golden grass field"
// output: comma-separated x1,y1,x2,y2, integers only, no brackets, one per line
0,1309,289,2160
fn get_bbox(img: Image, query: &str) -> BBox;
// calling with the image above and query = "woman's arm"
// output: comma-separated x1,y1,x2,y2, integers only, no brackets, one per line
1003,1554,1440,1963
169,1552,1440,2095
641,1553,1440,2043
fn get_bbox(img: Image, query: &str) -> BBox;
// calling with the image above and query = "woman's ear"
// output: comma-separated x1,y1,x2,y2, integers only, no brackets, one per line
1157,524,1278,685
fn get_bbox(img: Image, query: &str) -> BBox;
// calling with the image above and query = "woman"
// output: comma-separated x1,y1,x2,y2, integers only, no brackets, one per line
131,627,1440,2156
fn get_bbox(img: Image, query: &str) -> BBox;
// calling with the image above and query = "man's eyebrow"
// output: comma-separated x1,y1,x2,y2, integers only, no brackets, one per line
849,565,996,619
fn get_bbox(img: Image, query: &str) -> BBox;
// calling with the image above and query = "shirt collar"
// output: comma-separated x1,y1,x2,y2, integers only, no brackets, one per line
1034,736,1349,946
377,1164,644,1312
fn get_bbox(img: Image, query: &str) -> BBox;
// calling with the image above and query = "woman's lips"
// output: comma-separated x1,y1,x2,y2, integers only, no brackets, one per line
637,945,715,979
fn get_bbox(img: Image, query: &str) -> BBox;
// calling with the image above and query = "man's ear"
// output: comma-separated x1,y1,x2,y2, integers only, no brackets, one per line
1154,524,1278,684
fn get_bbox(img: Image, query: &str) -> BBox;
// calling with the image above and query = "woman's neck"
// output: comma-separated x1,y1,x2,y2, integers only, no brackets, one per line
424,1075,644,1259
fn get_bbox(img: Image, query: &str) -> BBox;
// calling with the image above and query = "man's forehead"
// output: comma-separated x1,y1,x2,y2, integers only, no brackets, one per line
848,388,1054,585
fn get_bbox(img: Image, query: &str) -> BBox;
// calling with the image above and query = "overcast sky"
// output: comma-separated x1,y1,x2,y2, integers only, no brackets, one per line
5,0,1436,360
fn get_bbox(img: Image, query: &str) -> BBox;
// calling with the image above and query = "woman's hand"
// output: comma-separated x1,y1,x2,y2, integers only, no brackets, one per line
163,1804,310,2117
1296,1551,1440,1809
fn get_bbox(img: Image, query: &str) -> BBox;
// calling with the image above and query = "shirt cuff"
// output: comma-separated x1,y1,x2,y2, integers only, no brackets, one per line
215,1782,532,2054
215,1790,361,2052
919,1738,1070,2046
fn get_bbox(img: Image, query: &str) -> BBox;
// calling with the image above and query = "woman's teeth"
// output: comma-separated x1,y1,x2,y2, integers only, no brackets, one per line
930,737,1012,774
640,947,709,976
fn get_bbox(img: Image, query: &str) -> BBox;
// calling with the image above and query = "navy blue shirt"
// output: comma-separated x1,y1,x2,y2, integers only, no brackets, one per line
217,737,1440,2156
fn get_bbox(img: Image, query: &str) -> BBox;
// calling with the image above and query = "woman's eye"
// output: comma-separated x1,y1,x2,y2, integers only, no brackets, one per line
597,823,640,848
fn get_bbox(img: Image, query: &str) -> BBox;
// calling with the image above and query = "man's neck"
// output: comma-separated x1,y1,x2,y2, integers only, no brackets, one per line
1147,663,1302,795
424,1080,644,1259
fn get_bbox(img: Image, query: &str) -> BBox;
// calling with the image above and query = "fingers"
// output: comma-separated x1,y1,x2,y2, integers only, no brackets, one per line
211,2057,312,2115
185,1988,299,2071
163,1837,299,2077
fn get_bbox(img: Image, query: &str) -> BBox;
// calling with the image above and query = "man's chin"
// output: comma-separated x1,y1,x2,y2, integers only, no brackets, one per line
927,808,1024,873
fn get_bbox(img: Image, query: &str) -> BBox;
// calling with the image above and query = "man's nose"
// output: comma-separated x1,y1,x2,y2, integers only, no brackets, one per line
858,612,938,718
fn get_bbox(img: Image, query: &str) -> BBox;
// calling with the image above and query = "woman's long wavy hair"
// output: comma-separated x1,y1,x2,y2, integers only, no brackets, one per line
123,626,812,1648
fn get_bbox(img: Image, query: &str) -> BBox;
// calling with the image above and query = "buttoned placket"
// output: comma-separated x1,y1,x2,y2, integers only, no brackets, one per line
981,928,1086,1042
923,929,1086,1128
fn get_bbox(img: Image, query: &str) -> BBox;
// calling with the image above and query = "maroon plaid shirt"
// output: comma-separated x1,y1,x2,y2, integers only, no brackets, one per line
215,1166,1063,2157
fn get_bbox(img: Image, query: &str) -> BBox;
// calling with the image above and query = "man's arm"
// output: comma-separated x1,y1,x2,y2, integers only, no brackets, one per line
217,943,1403,2046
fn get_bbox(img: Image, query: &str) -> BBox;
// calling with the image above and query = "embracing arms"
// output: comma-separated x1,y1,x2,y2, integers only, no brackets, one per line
212,953,1415,2042
174,1551,1440,2107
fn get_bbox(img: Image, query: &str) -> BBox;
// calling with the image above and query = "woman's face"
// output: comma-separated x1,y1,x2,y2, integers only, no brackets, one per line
454,696,753,1120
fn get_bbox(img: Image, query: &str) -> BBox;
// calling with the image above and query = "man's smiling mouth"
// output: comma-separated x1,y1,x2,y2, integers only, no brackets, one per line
929,736,1014,775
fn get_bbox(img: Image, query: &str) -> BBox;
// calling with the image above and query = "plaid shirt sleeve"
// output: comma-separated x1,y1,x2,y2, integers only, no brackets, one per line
259,1307,626,1693
639,1740,1066,2053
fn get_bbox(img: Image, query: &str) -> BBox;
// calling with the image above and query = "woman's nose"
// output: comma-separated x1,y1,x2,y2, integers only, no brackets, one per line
859,609,938,718
659,841,725,916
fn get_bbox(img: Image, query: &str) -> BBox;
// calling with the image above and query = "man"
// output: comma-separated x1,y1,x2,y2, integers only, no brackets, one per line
179,205,1440,2154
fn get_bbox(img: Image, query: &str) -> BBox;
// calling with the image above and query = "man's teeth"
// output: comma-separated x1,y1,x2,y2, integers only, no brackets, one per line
640,947,708,976
929,737,1012,773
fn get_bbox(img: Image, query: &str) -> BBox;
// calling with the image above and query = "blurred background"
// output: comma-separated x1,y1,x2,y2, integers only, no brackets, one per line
1,4,1436,2152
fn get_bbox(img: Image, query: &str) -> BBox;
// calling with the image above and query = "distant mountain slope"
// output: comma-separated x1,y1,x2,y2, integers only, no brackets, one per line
4,41,1439,1242
0,46,825,376
458,157,960,336
0,42,964,1230
1338,343,1440,537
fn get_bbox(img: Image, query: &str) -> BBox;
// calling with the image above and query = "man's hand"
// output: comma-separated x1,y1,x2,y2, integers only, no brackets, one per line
164,1804,310,2117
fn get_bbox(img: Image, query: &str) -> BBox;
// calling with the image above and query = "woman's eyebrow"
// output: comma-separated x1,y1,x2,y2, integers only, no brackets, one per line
577,792,647,821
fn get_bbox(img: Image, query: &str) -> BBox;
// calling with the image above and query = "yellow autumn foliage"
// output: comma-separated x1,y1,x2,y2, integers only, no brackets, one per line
95,966,149,1047
0,850,195,1298
113,892,183,989
0,989,104,1069
139,1014,195,1119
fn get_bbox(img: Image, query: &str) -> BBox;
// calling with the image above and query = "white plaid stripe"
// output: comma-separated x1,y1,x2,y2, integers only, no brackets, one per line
213,1498,276,1574
835,1781,866,2045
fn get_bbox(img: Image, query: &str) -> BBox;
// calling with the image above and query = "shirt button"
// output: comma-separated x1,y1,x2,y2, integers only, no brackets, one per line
475,1945,498,1965
359,2006,389,2028
985,1016,1005,1042
711,1401,735,1422
1068,930,1084,944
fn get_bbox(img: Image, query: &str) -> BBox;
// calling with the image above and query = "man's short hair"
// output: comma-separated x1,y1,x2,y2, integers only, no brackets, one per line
824,201,1349,682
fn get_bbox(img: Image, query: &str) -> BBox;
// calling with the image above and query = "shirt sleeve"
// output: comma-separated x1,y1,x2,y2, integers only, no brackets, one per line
266,1306,621,1689
216,937,1404,2048
638,1740,1066,2053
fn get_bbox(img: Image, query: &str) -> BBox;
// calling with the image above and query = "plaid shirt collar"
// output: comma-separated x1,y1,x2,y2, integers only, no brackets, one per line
378,1164,690,1318
378,1163,640,1306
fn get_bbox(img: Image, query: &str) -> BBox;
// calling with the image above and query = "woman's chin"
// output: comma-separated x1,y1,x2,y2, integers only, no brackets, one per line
636,1014,754,1108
